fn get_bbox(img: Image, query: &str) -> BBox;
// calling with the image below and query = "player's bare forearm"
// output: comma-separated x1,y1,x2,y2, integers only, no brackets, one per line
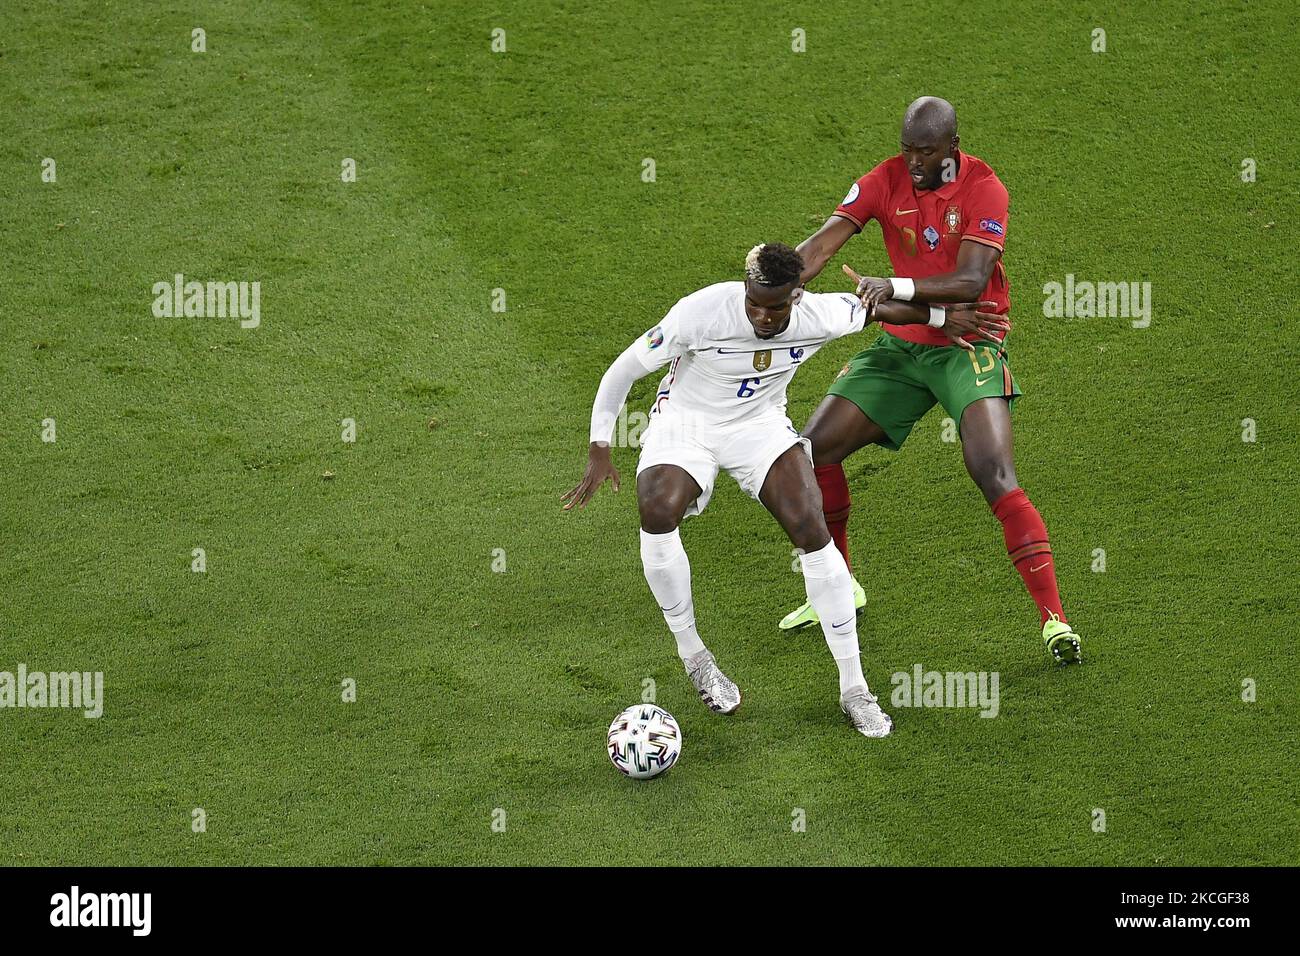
909,269,991,303
870,299,1004,327
797,216,858,285
837,264,1008,348
871,301,933,326
913,242,1000,302
857,240,1001,306
857,283,1009,351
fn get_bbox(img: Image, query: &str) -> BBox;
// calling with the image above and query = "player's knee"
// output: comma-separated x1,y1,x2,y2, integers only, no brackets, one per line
968,455,1018,499
637,495,684,534
786,508,831,552
808,442,839,467
804,425,846,466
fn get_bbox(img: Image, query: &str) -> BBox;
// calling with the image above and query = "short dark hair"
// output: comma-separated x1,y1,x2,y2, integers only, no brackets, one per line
745,242,804,287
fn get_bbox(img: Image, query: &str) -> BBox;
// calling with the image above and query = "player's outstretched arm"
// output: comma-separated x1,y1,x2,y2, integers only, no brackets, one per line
796,216,859,285
843,265,1007,352
854,240,1001,308
874,301,1008,351
562,344,649,511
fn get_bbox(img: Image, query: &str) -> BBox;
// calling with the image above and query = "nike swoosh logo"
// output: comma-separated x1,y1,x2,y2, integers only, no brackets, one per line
660,600,683,612
895,207,918,216
975,376,991,386
831,618,853,629
1030,562,1050,573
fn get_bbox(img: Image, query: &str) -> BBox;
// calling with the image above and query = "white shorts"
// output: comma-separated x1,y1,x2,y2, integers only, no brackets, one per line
636,412,811,518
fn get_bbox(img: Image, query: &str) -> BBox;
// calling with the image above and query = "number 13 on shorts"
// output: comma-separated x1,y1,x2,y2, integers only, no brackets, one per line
967,347,997,374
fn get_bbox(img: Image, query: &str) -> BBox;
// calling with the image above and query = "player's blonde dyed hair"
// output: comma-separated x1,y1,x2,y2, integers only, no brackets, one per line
744,242,804,287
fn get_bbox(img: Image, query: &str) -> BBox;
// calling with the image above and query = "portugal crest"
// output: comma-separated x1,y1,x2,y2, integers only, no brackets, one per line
753,349,772,371
944,204,962,234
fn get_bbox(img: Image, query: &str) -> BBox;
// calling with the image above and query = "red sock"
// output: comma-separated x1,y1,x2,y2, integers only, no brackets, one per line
991,488,1066,625
814,463,852,570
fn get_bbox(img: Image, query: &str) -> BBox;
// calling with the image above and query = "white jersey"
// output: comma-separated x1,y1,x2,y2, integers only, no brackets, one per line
630,282,867,426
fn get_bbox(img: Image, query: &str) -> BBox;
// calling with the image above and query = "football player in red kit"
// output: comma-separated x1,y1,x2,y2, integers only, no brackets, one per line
782,96,1081,664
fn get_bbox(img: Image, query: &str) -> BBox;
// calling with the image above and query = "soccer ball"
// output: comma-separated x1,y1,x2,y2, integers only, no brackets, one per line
607,704,682,779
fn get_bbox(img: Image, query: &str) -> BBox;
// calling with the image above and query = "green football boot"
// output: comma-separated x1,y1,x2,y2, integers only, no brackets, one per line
1043,612,1082,664
779,578,867,631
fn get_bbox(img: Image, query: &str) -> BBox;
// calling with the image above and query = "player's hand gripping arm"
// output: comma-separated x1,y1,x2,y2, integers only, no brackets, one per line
843,264,1008,352
853,239,1001,308
561,345,648,510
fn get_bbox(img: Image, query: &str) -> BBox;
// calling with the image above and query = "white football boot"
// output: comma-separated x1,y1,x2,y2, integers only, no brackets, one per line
683,650,742,715
840,686,893,738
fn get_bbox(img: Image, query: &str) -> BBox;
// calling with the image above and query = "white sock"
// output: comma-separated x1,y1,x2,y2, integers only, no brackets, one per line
800,540,867,695
640,528,706,660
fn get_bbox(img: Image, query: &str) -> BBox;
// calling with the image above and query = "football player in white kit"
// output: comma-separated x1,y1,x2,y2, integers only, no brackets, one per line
562,243,1003,738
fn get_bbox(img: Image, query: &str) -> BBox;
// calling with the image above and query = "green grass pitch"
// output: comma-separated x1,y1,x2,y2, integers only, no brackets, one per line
1,0,1296,866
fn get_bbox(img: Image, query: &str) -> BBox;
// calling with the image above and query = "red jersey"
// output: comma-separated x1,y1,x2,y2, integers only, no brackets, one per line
833,151,1011,346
